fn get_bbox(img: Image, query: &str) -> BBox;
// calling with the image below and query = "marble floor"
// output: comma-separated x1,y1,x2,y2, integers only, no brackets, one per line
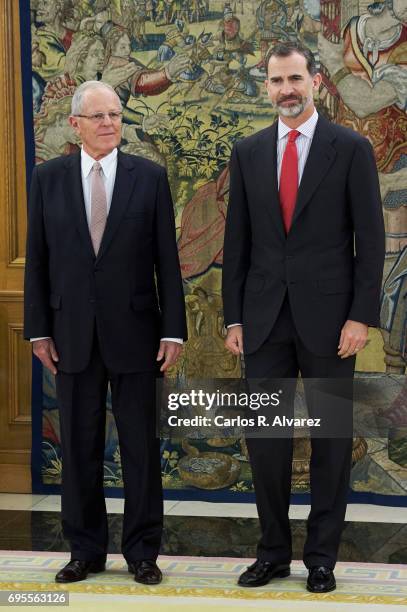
0,494,405,563
1,494,407,521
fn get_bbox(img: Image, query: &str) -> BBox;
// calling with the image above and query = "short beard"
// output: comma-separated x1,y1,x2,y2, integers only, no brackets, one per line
275,95,312,118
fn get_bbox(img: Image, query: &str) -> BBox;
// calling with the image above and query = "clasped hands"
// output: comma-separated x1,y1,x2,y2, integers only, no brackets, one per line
225,320,368,359
32,339,182,374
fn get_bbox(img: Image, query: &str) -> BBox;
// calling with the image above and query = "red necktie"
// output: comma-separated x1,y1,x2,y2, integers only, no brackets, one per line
279,130,300,233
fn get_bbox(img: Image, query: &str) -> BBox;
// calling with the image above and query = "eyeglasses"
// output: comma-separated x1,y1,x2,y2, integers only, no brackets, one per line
74,111,123,123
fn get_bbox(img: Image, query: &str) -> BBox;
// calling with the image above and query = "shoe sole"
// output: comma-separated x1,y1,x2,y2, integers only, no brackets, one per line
306,583,336,593
133,576,162,585
238,567,290,587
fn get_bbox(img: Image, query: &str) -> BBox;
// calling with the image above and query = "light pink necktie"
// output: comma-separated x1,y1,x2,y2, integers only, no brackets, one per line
90,161,107,255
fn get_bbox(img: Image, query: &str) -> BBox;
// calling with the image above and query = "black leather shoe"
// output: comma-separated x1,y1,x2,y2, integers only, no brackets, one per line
238,560,290,587
307,566,336,593
55,559,105,583
128,560,162,585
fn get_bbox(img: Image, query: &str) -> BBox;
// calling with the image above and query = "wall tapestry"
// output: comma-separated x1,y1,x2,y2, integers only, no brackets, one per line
26,0,406,502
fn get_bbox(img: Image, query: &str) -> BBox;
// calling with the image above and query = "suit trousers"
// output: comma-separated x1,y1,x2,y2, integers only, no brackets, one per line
244,295,355,569
55,330,163,563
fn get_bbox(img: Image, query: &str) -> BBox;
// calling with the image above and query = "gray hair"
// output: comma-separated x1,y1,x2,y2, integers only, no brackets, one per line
71,80,122,115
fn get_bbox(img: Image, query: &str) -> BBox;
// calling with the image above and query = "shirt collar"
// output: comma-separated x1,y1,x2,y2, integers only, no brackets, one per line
81,146,118,178
278,108,319,141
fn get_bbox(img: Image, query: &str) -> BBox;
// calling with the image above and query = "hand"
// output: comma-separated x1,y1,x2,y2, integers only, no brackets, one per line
102,63,138,88
142,113,170,132
165,54,191,80
156,340,183,372
78,16,95,31
35,140,64,161
379,166,407,200
225,325,244,355
64,37,89,74
338,320,368,359
32,338,59,375
121,124,142,143
32,43,45,68
317,32,345,76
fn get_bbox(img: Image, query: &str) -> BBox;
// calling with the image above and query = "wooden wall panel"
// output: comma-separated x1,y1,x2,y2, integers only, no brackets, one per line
0,1,31,492
8,323,32,425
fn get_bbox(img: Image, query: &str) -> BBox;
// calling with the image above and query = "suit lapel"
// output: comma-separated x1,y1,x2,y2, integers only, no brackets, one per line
96,150,136,262
291,115,337,228
64,153,95,260
252,123,286,240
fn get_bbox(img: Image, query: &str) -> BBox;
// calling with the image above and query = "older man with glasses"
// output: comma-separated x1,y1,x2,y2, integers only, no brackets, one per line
24,80,187,584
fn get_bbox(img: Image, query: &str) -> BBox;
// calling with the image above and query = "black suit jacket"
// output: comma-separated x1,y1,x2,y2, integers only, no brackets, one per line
222,115,385,357
24,150,187,373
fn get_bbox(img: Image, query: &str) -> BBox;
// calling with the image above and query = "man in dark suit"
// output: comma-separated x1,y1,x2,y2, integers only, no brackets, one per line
24,80,187,584
222,42,384,592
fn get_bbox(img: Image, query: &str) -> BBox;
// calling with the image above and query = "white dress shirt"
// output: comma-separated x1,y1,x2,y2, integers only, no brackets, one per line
81,146,117,224
228,109,319,328
277,108,319,186
31,146,182,344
